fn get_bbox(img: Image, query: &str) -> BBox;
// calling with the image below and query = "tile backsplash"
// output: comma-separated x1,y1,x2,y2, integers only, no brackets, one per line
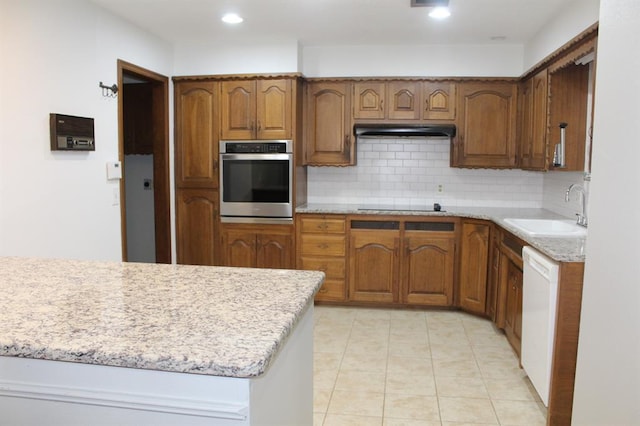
307,138,544,208
543,170,588,219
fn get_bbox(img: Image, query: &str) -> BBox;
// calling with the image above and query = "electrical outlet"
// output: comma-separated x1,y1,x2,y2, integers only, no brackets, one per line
437,184,444,193
112,187,120,206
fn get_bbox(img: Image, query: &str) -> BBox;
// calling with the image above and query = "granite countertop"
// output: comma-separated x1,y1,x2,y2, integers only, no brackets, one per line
296,203,587,262
0,257,324,378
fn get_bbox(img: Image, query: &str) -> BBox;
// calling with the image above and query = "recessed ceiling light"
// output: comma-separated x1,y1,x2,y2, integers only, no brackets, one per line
222,13,243,24
428,7,451,19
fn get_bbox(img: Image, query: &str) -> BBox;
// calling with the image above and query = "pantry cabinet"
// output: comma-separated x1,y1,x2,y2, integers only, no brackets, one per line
304,82,354,165
458,220,490,315
519,69,549,170
453,82,518,168
220,79,292,140
221,224,294,269
297,214,347,302
175,189,219,266
174,81,219,188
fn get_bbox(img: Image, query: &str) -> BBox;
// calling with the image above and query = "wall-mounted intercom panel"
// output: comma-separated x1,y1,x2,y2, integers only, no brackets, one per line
50,113,95,151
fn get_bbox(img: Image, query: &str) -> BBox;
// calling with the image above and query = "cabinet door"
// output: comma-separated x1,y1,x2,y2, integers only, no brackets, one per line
349,229,399,303
305,82,354,165
520,70,549,170
353,82,385,119
222,229,256,267
402,231,455,306
256,79,292,140
423,82,456,121
504,259,523,356
387,81,421,120
454,82,517,168
459,221,490,314
175,81,218,188
257,232,294,269
486,229,501,321
176,189,218,265
221,80,256,140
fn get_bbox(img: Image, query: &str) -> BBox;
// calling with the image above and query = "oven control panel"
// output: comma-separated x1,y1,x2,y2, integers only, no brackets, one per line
221,140,292,154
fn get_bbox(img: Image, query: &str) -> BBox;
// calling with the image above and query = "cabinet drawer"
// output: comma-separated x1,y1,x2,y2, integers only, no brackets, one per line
299,217,346,234
299,256,345,279
315,279,346,301
299,234,346,256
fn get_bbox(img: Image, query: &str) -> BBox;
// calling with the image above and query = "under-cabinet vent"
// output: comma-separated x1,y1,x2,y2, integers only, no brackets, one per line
411,0,449,7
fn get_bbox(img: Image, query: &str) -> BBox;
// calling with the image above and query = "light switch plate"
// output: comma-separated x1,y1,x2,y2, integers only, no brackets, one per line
106,161,122,180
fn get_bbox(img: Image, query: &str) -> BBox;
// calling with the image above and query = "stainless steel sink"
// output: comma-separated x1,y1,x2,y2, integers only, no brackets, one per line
503,218,587,237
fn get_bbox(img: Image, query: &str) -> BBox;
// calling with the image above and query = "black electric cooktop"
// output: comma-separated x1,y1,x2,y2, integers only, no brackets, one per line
357,203,445,212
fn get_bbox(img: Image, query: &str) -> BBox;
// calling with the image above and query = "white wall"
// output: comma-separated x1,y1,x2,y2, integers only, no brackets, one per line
302,44,524,77
0,0,173,261
571,0,640,424
173,41,300,76
523,0,600,71
308,138,543,208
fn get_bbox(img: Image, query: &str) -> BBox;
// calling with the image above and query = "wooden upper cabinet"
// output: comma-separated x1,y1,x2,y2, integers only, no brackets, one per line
548,63,589,171
353,81,421,121
387,81,421,120
174,81,218,188
353,82,385,119
305,82,354,166
519,69,549,170
423,82,456,121
453,82,518,168
221,79,292,140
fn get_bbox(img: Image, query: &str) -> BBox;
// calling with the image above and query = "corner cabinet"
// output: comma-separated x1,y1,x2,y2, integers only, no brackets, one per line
174,81,219,188
304,82,355,166
458,220,490,315
220,79,292,140
175,189,219,266
221,223,294,269
453,82,518,168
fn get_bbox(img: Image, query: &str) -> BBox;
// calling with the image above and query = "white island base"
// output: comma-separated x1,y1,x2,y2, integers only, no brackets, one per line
0,306,313,426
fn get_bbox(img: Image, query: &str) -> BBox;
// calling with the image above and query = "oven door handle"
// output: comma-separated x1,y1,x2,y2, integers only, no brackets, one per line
220,153,292,161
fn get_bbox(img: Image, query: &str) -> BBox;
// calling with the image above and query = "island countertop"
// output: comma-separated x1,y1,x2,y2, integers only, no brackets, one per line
0,257,324,378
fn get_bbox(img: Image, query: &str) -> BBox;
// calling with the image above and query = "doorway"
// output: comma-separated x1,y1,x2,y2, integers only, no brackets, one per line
118,60,171,263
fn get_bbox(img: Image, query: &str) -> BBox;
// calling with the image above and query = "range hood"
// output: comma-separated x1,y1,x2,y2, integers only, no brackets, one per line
354,123,456,138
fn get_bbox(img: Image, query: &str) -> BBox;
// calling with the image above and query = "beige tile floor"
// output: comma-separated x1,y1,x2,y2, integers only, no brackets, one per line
313,305,546,426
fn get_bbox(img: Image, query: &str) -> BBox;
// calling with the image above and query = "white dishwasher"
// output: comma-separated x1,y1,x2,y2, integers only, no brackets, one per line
521,246,559,407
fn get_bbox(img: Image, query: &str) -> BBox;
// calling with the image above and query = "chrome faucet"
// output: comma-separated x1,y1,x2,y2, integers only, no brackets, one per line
565,184,588,227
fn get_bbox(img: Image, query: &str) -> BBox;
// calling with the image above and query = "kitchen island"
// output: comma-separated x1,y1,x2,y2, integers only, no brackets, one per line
0,257,324,425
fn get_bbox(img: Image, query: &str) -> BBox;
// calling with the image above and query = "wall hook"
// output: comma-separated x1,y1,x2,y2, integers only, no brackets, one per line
99,82,118,98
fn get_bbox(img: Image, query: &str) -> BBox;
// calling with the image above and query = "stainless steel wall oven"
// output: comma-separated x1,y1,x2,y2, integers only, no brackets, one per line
220,140,293,222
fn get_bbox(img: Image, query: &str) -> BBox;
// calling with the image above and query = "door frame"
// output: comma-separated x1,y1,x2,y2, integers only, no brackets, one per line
117,59,171,263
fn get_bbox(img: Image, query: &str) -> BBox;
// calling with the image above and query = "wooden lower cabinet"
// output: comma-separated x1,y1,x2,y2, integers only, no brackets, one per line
221,224,294,269
176,189,218,266
402,231,455,306
458,221,490,314
503,258,523,356
296,214,347,302
349,228,399,303
348,218,456,306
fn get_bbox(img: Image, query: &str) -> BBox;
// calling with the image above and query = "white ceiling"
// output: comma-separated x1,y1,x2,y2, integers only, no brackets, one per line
91,0,573,47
